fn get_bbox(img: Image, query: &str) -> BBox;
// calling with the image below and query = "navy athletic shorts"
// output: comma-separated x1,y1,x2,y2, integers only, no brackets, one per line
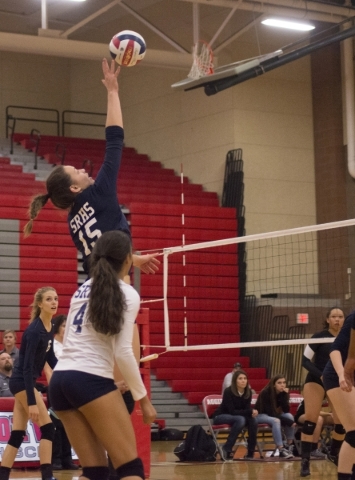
49,370,117,410
322,364,340,392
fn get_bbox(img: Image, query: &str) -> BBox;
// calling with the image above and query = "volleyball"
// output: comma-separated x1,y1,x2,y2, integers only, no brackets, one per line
109,30,146,67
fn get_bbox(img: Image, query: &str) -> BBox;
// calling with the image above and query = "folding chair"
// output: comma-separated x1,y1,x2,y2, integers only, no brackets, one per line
202,394,248,460
251,393,275,457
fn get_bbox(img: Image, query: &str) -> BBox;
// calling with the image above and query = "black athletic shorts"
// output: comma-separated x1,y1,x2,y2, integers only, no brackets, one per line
49,370,117,410
304,372,324,388
9,377,36,396
122,390,135,414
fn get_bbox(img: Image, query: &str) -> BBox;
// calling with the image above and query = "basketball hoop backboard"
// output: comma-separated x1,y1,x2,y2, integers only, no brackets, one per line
171,49,283,91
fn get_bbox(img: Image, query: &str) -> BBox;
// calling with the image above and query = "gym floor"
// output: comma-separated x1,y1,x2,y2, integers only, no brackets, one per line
7,441,338,479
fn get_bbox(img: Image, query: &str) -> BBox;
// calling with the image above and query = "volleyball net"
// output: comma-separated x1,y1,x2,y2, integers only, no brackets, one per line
140,218,355,365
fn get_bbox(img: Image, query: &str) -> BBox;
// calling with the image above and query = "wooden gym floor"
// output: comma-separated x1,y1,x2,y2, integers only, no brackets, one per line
7,441,338,479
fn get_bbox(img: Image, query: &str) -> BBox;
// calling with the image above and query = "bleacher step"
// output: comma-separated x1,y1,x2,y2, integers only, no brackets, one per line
151,399,188,405
155,405,200,413
151,392,182,401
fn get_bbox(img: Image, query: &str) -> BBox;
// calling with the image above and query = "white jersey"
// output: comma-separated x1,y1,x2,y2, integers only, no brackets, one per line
54,278,147,401
53,339,63,359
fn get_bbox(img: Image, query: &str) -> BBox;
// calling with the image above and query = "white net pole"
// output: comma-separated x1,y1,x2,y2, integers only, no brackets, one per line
163,250,170,348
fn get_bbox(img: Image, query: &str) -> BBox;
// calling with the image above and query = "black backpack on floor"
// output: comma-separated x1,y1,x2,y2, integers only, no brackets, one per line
174,425,217,462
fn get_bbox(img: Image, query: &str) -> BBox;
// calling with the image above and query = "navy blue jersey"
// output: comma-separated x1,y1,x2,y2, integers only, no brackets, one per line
323,313,353,379
68,126,130,273
302,330,335,378
328,313,353,361
11,317,57,405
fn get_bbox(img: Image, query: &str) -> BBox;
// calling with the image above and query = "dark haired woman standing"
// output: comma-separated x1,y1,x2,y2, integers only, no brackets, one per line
300,307,345,477
0,287,58,480
255,374,295,459
49,230,156,480
213,370,258,461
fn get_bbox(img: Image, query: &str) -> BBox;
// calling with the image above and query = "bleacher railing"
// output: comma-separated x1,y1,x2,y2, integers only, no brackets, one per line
62,110,105,137
5,106,60,139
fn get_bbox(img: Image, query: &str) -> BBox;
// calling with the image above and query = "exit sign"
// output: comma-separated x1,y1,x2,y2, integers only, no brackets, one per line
297,313,309,324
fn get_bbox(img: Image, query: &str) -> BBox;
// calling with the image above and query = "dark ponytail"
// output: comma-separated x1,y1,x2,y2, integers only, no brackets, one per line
23,165,77,237
23,193,50,237
88,230,132,335
46,166,76,210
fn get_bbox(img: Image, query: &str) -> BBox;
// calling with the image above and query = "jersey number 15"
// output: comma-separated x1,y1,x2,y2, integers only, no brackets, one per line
78,218,102,256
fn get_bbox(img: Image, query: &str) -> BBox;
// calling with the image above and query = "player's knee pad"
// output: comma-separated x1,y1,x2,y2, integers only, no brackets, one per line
40,422,55,442
81,466,109,480
302,421,317,436
115,458,144,480
334,424,346,435
345,431,355,448
8,430,26,449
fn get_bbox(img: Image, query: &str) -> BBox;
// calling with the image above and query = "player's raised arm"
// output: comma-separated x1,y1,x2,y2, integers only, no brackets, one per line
102,58,122,128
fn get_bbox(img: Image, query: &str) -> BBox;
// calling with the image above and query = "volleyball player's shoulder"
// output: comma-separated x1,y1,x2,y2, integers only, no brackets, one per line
345,311,355,328
311,330,330,339
120,281,140,303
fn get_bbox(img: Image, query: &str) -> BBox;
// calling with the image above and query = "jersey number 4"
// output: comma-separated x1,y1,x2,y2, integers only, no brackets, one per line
73,304,87,334
79,218,102,256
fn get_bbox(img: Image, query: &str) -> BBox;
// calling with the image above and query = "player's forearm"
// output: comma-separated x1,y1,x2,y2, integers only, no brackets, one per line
106,91,123,128
329,350,344,377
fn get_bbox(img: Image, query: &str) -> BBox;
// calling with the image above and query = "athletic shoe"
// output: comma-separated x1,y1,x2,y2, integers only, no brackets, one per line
326,453,338,466
311,448,326,458
300,458,310,477
220,447,233,461
279,447,293,459
244,452,255,459
287,444,295,455
62,461,80,470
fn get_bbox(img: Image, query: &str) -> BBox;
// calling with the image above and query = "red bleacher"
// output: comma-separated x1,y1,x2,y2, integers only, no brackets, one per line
0,172,77,334
1,133,268,403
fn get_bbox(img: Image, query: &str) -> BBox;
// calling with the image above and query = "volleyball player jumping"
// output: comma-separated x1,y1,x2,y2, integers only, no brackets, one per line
23,58,160,277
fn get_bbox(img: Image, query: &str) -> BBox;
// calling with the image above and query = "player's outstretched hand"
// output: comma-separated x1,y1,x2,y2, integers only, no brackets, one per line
133,253,161,274
343,358,355,391
101,58,120,92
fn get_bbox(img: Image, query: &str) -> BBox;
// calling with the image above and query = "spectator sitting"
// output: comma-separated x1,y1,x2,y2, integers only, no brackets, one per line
0,353,14,397
294,399,333,458
222,362,242,393
255,374,296,458
0,330,19,368
214,369,258,460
